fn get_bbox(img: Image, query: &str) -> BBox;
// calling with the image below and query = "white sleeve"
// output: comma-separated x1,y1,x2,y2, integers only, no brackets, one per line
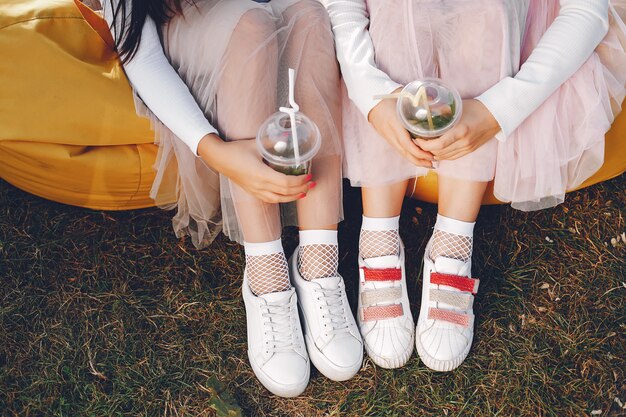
102,0,218,155
320,0,402,118
476,0,610,141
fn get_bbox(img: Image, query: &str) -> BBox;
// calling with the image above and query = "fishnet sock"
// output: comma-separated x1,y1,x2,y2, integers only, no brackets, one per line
429,230,473,262
246,253,291,296
359,229,400,259
298,244,339,281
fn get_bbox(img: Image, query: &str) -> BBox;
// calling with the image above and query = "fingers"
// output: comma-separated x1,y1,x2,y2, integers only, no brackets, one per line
224,141,314,204
268,170,311,188
415,124,467,155
433,142,464,160
373,116,435,168
414,134,454,154
436,146,473,161
394,127,434,168
399,147,427,166
273,181,312,196
414,159,437,167
247,157,317,203
248,177,310,204
408,139,435,161
432,134,479,160
257,164,313,195
256,190,306,204
400,145,432,167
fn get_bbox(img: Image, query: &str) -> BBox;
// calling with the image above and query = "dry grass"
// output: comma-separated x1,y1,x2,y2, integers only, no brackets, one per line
0,176,624,417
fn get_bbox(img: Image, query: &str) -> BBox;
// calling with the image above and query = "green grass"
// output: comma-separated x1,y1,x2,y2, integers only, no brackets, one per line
0,176,624,416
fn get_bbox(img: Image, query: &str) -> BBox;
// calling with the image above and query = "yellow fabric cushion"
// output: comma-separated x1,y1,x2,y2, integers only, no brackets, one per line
0,0,624,210
0,0,157,209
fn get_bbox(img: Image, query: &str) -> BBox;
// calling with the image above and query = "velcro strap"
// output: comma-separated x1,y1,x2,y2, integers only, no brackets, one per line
361,304,403,321
428,307,473,327
361,287,402,307
362,267,402,282
430,272,479,294
430,289,474,310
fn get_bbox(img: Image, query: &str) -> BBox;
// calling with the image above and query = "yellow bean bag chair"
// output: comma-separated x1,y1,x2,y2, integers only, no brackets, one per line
0,0,160,210
1,0,625,210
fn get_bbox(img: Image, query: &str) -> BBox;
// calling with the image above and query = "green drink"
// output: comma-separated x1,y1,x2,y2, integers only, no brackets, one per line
256,112,321,176
397,79,463,139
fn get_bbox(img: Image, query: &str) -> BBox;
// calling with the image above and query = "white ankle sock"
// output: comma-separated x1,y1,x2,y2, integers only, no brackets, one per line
297,230,339,281
429,214,475,263
359,215,401,259
244,239,291,296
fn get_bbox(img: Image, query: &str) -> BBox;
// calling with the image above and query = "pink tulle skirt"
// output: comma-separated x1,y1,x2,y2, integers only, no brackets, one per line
342,0,626,210
135,0,343,247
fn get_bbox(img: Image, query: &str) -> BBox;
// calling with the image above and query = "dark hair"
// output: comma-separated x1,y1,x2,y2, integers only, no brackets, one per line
110,0,186,62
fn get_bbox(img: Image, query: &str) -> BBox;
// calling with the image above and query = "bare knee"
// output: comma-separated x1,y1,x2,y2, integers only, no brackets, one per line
235,8,276,47
285,0,331,25
217,9,278,141
284,0,334,50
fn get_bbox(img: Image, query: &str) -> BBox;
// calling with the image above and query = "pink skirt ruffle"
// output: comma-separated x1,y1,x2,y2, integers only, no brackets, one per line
497,0,626,210
342,0,626,210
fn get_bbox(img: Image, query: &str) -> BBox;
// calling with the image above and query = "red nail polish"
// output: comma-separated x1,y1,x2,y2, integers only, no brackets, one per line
309,181,317,189
299,193,307,199
305,174,313,181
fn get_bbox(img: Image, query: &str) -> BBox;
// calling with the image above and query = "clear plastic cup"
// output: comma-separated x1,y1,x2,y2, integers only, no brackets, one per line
256,112,321,176
397,78,463,139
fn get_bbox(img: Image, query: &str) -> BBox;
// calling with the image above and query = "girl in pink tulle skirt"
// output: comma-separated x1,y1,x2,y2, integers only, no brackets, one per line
102,0,364,397
321,0,626,370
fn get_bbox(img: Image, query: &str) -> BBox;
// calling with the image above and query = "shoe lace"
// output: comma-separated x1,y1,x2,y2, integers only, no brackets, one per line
314,285,350,338
261,301,299,354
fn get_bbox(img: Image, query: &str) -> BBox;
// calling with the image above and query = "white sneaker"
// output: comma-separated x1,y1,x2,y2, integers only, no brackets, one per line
357,241,414,369
242,272,309,397
289,247,363,381
415,237,480,372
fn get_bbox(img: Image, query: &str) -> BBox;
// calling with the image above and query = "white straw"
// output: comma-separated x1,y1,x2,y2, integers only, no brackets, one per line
279,68,301,167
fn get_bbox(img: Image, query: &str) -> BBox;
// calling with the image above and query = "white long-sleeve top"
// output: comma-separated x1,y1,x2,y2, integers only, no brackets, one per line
103,0,609,151
101,0,217,155
320,0,610,140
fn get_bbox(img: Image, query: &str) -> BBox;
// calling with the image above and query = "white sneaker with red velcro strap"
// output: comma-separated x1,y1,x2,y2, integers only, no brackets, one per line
415,237,480,372
357,241,414,369
289,247,363,382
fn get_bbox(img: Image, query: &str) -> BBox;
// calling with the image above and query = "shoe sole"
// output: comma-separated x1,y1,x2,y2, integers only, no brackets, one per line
290,249,363,382
300,307,363,382
357,244,415,370
248,351,310,397
363,331,414,369
416,239,474,372
304,333,363,381
414,329,472,372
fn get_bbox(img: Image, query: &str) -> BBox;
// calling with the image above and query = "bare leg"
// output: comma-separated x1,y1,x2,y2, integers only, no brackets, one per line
362,181,409,218
358,182,414,369
437,176,488,222
216,9,281,244
282,0,342,280
430,175,488,262
278,0,343,233
359,181,408,259
215,9,291,295
415,175,488,372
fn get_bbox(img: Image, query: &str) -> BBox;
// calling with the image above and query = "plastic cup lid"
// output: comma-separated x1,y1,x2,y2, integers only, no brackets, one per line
256,112,321,167
396,78,463,138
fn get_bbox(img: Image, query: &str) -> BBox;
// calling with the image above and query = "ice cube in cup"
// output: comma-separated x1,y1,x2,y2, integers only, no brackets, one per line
397,78,463,139
256,112,321,176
